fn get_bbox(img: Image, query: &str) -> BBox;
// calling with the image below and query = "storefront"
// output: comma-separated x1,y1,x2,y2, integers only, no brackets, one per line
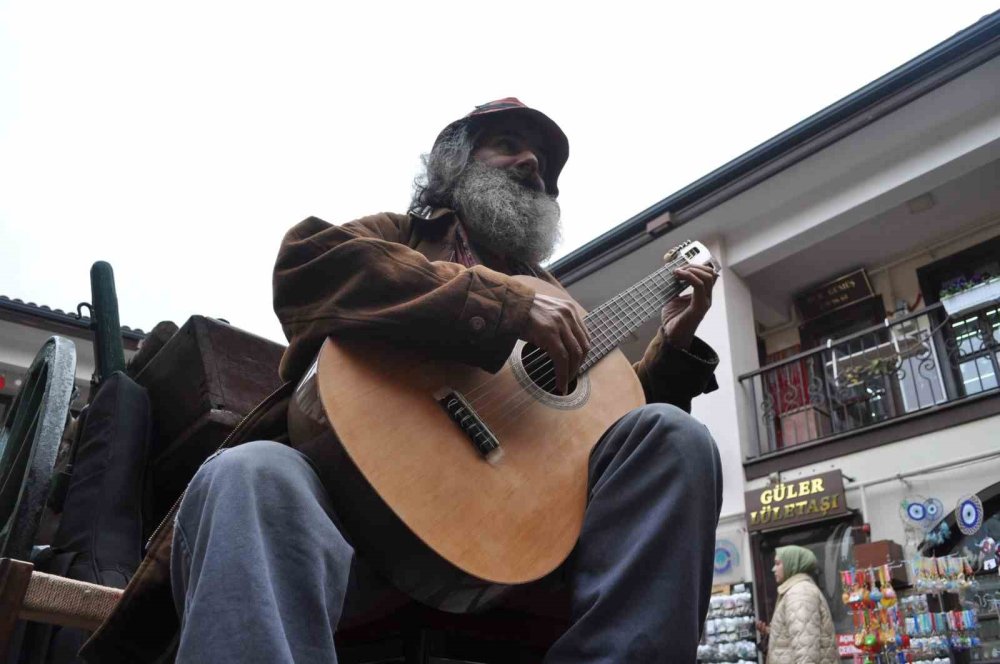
738,466,1000,662
745,471,863,643
546,14,1000,663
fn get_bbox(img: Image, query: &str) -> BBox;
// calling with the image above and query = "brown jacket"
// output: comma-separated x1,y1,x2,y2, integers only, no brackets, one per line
276,209,719,408
81,209,718,662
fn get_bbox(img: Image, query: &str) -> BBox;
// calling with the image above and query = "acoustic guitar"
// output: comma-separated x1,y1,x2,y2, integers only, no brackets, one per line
288,241,717,612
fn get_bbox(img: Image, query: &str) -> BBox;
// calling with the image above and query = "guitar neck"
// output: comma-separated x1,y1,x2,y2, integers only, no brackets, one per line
579,258,691,373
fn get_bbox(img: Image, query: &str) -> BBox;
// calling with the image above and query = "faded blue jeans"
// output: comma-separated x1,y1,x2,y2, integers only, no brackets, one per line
171,403,723,663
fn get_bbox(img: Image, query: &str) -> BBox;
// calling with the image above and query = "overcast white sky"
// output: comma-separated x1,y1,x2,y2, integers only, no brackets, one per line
2,1,998,344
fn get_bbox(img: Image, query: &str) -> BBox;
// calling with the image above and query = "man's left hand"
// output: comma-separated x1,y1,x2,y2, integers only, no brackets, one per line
660,264,718,350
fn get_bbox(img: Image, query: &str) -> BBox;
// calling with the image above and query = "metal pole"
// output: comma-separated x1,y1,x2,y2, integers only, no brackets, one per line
89,261,126,382
858,483,869,523
844,448,1000,524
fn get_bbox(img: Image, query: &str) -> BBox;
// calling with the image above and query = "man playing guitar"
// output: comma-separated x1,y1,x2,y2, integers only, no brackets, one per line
170,98,723,663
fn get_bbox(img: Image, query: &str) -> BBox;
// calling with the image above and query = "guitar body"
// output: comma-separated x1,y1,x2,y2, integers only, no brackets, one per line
288,276,646,612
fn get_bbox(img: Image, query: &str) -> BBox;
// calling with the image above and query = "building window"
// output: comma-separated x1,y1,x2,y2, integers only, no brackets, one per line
918,235,1000,400
947,305,1000,395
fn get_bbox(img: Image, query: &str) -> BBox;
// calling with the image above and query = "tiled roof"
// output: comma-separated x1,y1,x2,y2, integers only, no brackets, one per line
0,295,146,339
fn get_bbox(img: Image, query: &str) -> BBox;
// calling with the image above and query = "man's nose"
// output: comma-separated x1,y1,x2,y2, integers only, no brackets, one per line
511,149,545,191
512,149,540,175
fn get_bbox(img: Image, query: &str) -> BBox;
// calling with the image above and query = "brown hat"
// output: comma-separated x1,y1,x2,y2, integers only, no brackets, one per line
434,97,569,196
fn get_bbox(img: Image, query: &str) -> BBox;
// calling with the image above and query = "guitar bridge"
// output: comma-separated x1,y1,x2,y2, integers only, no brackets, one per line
434,388,504,464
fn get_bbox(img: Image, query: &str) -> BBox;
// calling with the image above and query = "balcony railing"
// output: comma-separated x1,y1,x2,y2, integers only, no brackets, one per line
739,301,1000,459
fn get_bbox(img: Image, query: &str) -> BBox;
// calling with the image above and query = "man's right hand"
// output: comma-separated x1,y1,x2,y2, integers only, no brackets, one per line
522,294,590,395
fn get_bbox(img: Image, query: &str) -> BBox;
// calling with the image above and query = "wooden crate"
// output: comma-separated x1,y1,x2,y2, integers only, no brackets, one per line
134,316,285,527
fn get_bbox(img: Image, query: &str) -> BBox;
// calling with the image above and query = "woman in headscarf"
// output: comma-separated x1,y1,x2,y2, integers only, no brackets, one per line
759,545,838,664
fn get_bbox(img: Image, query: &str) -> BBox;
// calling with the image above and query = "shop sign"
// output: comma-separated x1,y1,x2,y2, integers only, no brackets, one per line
795,269,874,321
837,634,860,656
745,471,848,532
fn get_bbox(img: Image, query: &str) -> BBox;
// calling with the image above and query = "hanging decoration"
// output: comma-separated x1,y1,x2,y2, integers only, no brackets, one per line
956,494,984,536
924,521,952,548
713,539,740,575
923,498,944,522
900,496,945,531
900,496,948,556
978,537,998,573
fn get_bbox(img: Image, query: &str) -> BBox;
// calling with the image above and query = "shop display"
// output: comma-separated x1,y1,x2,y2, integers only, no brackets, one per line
698,584,758,663
967,572,1000,660
841,564,909,662
841,556,983,663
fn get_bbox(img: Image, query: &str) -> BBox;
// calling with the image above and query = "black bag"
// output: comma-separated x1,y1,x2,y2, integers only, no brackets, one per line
22,371,151,664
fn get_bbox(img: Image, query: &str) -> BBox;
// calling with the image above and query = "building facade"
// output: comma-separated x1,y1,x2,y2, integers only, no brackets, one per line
552,11,1000,660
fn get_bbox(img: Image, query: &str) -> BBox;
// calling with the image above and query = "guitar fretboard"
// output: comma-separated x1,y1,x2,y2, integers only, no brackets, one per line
579,257,690,373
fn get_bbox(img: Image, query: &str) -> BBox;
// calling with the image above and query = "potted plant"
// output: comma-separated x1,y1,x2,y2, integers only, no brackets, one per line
938,272,1000,317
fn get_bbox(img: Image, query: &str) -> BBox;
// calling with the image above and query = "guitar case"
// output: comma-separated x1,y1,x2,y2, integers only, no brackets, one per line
20,371,151,664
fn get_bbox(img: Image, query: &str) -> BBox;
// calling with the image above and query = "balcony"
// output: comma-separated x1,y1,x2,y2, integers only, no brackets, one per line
739,301,1000,471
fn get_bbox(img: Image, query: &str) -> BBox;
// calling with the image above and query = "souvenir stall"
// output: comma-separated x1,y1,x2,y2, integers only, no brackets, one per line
839,555,983,663
837,479,1000,663
698,583,759,664
924,480,1000,662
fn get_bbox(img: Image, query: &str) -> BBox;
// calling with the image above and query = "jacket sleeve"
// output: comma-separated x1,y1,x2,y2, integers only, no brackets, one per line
273,215,536,382
632,328,719,412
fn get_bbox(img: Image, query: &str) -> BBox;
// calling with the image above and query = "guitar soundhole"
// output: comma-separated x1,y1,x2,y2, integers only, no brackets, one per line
519,344,578,395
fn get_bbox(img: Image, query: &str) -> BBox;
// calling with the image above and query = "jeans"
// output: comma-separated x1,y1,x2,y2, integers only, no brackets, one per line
171,403,723,663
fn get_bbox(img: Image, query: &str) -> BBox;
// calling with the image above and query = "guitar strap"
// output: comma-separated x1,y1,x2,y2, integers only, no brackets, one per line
451,220,480,269
451,218,539,278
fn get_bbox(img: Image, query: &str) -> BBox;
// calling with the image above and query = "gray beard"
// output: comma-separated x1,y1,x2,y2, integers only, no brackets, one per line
452,162,562,264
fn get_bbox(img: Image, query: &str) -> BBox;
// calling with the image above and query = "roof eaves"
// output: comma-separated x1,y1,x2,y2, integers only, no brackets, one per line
549,9,1000,283
0,295,146,341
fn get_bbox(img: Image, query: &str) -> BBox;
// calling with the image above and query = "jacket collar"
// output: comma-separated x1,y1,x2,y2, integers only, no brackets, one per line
777,573,814,597
408,206,457,224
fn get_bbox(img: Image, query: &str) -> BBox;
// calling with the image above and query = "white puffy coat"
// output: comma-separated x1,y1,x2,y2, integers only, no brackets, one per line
766,573,838,664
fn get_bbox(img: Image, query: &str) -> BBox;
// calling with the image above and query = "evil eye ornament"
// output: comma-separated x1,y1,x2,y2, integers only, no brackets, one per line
713,540,739,575
956,495,984,536
905,500,927,523
924,498,943,520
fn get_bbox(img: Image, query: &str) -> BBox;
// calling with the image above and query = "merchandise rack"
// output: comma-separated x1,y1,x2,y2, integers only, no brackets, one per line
698,582,759,664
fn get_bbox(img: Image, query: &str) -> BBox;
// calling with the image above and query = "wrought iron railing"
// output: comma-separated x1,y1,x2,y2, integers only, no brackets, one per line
739,301,1000,459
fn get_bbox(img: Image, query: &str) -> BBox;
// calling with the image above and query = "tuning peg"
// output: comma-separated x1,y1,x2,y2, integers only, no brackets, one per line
663,240,692,262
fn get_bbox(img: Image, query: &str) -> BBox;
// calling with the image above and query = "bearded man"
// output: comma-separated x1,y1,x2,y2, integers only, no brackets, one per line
83,99,723,664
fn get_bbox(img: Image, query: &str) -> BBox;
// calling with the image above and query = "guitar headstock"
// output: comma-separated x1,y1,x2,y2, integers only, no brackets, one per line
663,240,720,274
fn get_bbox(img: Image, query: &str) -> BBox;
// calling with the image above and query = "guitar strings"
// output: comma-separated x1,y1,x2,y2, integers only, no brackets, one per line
459,252,691,407
494,281,687,425
460,254,687,411
468,258,689,419
470,260,691,423
485,268,687,427
492,255,719,425
498,287,683,422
